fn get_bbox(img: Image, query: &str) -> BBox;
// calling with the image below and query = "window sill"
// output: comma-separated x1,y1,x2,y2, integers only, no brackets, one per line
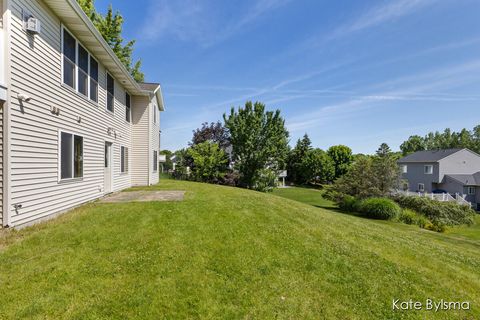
58,177,84,184
60,83,99,108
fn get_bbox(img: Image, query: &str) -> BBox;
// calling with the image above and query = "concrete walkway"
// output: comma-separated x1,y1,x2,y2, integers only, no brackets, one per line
100,190,185,203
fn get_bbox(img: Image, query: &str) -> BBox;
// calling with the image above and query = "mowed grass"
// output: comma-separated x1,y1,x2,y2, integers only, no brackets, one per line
272,186,335,208
0,180,479,319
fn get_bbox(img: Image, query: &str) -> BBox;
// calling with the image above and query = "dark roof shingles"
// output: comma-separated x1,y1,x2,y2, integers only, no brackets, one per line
398,149,463,163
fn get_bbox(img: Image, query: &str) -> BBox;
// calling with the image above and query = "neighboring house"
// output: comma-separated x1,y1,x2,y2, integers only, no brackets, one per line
0,0,165,228
398,149,480,208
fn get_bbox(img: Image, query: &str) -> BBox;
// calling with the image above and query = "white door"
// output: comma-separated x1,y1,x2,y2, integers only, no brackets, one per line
104,142,112,193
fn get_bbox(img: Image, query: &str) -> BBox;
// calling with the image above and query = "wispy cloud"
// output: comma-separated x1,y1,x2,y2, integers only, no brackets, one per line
329,0,438,39
138,0,291,46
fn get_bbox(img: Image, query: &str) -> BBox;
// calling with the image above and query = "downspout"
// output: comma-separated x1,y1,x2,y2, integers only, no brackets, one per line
2,0,11,227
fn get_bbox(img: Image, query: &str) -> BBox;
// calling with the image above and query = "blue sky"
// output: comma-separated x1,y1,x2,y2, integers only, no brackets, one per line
95,0,480,154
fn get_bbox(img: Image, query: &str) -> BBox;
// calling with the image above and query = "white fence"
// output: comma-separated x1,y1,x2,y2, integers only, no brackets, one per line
395,190,471,206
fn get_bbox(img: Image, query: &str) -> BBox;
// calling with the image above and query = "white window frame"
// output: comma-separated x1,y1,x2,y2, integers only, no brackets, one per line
58,130,84,182
106,71,115,113
120,146,129,173
89,55,99,103
424,165,433,175
467,187,476,195
125,92,131,123
60,25,98,105
401,165,407,173
418,183,425,192
153,150,158,172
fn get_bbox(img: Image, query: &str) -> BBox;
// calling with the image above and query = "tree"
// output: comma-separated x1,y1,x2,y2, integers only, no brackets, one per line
187,142,228,183
77,1,144,82
301,148,335,184
400,135,425,155
160,150,173,171
287,134,312,183
327,145,353,180
191,121,230,150
372,143,401,195
224,101,289,189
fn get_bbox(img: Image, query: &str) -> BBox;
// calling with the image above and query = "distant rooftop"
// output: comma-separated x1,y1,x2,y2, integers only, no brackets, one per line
445,172,480,186
398,149,464,163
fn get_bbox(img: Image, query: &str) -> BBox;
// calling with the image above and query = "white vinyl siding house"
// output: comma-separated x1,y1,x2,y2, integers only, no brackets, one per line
0,0,165,228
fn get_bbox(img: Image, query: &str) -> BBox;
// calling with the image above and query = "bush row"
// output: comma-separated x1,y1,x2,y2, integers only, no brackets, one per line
390,194,476,226
337,195,401,220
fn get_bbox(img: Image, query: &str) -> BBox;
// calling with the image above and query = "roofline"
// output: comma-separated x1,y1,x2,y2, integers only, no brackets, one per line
444,174,480,186
438,148,480,163
397,148,471,163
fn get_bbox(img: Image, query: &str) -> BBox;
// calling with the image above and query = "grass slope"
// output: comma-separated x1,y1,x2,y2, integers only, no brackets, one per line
0,180,479,319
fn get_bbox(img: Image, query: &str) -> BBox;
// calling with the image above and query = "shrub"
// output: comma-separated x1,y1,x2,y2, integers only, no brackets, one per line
399,209,418,225
391,194,476,226
414,215,430,229
359,198,401,220
338,194,360,212
252,168,278,192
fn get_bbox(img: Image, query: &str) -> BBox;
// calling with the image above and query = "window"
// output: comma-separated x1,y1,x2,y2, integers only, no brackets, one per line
106,73,114,112
468,187,476,195
401,165,407,173
153,105,157,124
62,29,76,89
153,151,158,172
77,44,89,96
121,146,129,173
62,27,98,103
418,183,425,192
90,57,98,102
424,165,433,174
60,132,83,180
125,92,131,122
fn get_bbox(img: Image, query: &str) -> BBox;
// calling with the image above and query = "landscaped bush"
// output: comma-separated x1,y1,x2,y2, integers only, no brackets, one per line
391,194,476,227
359,197,401,220
338,194,360,212
252,168,278,192
398,209,418,225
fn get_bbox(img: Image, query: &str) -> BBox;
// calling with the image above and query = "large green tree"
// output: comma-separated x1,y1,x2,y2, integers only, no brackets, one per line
77,0,144,82
187,142,228,183
287,134,312,184
327,145,353,180
301,148,335,185
372,143,401,195
224,101,289,189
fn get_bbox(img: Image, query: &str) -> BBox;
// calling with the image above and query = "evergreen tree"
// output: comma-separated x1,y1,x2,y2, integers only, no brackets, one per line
287,134,312,183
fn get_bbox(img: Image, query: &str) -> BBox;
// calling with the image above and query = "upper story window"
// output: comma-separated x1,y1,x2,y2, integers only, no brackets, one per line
400,165,407,173
60,131,83,180
125,92,131,122
62,28,98,103
106,73,114,112
468,187,476,195
424,165,433,175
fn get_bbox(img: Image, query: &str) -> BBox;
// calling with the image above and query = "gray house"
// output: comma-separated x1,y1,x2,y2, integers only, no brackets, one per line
397,149,480,208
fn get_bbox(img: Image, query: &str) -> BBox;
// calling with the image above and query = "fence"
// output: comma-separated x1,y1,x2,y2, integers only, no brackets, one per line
395,190,471,206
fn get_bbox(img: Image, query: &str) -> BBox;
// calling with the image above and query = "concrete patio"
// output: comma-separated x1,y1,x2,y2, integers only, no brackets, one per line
100,191,185,203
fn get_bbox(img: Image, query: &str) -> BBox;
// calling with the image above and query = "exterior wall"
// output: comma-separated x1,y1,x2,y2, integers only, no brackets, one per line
131,96,149,186
0,102,3,226
438,149,480,182
437,177,466,196
6,0,133,226
399,162,439,193
149,102,160,185
0,0,6,101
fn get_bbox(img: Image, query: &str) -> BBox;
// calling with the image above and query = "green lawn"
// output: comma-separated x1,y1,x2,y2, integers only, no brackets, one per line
0,180,479,319
272,186,335,208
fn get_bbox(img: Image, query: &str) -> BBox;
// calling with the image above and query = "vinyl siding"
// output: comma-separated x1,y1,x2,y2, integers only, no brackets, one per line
131,96,149,186
7,0,134,226
0,102,3,227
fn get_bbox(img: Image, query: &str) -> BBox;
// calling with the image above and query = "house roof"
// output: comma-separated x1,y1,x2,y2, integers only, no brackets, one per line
398,149,464,163
43,0,159,99
445,172,480,186
140,83,165,111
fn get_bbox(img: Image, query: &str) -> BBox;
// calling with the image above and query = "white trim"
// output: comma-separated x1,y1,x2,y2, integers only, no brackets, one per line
467,186,476,195
103,140,114,194
58,129,84,182
401,164,407,173
3,1,12,227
